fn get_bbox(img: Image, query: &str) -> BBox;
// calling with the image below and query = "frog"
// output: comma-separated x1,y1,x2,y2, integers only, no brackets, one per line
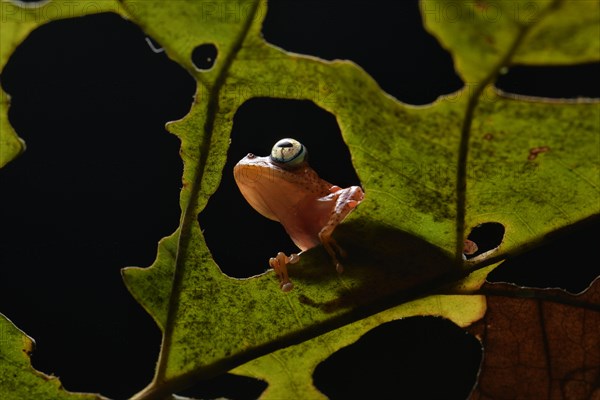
233,138,364,292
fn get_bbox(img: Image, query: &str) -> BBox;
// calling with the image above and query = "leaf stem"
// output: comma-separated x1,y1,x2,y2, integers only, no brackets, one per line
439,234,600,308
130,0,262,398
454,0,562,265
455,87,482,265
454,283,600,312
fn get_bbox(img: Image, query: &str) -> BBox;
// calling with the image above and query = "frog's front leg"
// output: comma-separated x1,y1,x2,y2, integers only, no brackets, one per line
318,185,364,273
269,251,299,292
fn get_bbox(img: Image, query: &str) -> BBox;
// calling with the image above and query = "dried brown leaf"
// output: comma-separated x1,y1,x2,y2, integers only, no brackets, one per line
469,278,600,399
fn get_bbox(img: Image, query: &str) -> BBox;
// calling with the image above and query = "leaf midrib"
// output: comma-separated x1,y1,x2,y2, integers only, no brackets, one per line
454,0,564,265
153,0,262,386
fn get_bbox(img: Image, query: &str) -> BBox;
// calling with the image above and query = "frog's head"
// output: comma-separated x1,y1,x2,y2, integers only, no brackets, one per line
233,138,313,223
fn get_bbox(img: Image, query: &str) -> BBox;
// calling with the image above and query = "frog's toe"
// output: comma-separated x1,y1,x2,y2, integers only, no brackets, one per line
268,256,280,271
347,200,359,209
270,252,296,291
329,237,347,258
319,231,348,273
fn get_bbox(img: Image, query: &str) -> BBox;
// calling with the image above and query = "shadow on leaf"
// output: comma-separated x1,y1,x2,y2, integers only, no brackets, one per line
288,217,457,313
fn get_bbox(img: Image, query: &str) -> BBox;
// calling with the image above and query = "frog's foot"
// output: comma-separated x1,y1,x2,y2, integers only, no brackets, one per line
319,185,364,273
318,230,345,273
269,251,299,292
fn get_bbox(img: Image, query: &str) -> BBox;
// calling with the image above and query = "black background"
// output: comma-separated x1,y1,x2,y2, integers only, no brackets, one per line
0,1,598,399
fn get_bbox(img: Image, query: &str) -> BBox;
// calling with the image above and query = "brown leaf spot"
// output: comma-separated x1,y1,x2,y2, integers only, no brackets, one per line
527,145,550,160
475,0,489,12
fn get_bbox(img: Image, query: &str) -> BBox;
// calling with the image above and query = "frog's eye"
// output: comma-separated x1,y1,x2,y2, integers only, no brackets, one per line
270,138,307,166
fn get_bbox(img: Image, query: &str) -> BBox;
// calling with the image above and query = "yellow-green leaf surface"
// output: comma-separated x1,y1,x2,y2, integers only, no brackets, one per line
118,0,598,397
0,313,106,400
466,90,599,253
232,265,497,400
421,0,600,83
1,0,598,398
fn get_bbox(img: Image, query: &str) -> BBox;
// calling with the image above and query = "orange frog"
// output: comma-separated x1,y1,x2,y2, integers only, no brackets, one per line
234,138,364,291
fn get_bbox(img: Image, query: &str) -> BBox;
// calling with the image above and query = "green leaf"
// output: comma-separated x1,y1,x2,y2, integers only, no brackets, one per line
231,265,497,399
121,3,473,394
465,90,599,255
421,0,600,83
0,87,24,168
422,0,600,259
117,0,598,397
1,0,598,398
0,313,106,400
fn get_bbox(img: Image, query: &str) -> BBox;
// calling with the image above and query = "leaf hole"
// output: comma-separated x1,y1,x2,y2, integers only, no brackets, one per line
192,43,218,70
0,12,193,398
488,216,600,293
9,0,48,5
178,373,267,400
199,98,361,278
262,1,462,105
464,222,505,259
495,64,600,99
313,317,482,399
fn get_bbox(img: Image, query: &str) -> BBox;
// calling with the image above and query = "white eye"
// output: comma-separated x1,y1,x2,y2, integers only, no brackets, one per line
270,138,307,166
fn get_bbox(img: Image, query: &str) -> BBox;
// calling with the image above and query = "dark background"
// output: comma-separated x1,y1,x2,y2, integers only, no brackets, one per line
0,0,598,399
